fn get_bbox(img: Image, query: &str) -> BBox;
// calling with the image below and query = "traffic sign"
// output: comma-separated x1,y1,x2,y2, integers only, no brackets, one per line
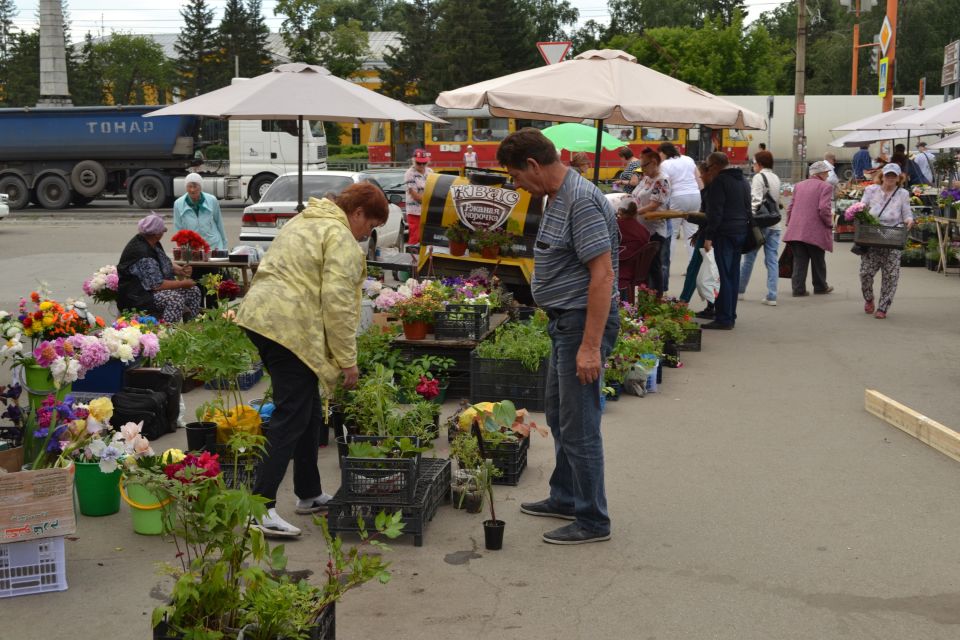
943,40,960,87
878,57,888,97
536,41,571,65
879,15,893,56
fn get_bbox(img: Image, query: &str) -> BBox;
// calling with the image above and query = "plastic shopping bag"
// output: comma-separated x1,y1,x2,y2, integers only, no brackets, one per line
696,247,720,303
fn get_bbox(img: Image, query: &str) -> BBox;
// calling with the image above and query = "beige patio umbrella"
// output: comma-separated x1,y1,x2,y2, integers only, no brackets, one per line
436,49,765,181
147,63,443,209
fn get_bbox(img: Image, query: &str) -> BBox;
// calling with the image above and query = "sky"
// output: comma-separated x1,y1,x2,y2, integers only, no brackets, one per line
9,0,791,39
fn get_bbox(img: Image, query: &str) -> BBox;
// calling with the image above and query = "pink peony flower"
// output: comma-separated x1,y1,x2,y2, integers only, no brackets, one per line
139,333,159,358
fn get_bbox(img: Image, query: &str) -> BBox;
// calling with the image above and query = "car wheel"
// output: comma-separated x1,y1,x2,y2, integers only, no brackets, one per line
131,175,167,210
249,175,274,202
366,231,378,261
35,174,71,209
0,175,30,209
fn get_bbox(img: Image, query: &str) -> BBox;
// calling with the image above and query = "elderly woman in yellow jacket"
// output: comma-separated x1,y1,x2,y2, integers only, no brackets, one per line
237,182,389,538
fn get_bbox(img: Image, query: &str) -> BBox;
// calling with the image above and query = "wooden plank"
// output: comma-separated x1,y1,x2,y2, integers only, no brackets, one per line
0,465,77,542
864,389,960,463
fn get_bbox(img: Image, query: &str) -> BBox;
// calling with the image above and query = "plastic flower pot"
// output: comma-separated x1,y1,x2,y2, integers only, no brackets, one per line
464,490,484,513
120,478,172,535
184,421,218,452
402,320,429,340
483,519,505,550
449,240,468,256
23,364,72,411
480,246,500,259
74,461,122,516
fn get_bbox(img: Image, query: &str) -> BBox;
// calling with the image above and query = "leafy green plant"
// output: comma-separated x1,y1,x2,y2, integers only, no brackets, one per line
395,354,454,398
445,223,472,243
345,364,399,436
356,325,403,377
471,227,514,251
346,435,424,459
450,431,482,470
474,318,551,372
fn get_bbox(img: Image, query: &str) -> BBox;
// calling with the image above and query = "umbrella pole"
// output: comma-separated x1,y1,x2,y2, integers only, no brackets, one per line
297,115,304,213
593,120,604,185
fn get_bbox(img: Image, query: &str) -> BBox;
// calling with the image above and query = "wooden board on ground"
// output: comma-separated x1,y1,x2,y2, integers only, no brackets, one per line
0,465,77,542
864,389,960,464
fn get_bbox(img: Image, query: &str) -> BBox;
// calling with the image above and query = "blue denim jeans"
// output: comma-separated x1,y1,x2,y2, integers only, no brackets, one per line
544,302,620,535
713,231,747,326
739,228,782,301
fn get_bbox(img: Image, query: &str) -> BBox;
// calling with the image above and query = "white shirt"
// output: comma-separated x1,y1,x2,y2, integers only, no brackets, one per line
824,160,839,187
464,151,478,168
659,155,700,197
913,150,934,183
860,184,913,226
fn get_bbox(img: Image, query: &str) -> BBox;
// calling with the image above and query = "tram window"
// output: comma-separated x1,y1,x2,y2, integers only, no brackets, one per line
473,118,509,141
369,122,387,144
432,118,469,142
516,119,552,130
641,127,675,142
726,129,748,142
609,126,634,142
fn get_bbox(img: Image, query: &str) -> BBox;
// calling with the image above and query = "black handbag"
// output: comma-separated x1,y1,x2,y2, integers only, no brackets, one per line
741,222,764,254
753,173,782,228
123,364,183,434
110,387,169,441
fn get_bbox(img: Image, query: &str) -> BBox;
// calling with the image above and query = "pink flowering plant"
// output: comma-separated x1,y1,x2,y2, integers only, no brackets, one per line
33,335,110,387
82,265,119,303
844,202,879,225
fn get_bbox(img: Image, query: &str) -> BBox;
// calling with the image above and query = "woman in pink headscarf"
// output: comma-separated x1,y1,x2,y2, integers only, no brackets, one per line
117,213,202,322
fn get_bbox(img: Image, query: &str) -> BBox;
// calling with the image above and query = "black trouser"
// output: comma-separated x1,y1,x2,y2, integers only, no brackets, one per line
246,330,324,508
647,233,667,295
788,241,828,294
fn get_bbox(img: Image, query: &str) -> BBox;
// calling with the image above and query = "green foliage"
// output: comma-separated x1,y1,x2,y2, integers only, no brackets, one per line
346,435,424,459
1,31,38,107
474,317,551,372
450,432,482,470
175,0,220,99
395,354,454,398
355,326,403,377
274,0,369,79
327,144,369,157
93,34,175,104
445,224,472,243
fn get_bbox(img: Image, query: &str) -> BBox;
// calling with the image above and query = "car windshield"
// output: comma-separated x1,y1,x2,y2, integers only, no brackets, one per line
362,171,406,191
261,175,354,202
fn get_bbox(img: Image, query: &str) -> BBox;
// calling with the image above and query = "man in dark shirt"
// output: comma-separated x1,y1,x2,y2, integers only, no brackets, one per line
852,145,872,180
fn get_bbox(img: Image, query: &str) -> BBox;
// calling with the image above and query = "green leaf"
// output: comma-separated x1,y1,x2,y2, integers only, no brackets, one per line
493,400,516,426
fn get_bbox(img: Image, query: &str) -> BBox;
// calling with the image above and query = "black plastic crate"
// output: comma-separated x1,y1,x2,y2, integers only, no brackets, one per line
339,436,421,504
398,344,473,398
469,351,547,412
326,458,450,547
154,603,335,639
480,436,529,486
434,304,490,341
677,327,702,352
204,362,264,391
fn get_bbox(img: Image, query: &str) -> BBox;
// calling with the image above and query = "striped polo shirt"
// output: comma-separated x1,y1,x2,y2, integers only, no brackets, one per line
531,169,619,309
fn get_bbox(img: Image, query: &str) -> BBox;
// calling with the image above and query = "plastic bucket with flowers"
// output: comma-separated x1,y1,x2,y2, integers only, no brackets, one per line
74,461,122,516
120,478,172,535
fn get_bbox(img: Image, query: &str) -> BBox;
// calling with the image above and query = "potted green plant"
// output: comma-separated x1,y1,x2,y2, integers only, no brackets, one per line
477,457,504,549
445,224,472,256
472,313,552,410
449,432,483,512
925,238,941,271
396,354,455,403
472,227,513,259
391,291,445,340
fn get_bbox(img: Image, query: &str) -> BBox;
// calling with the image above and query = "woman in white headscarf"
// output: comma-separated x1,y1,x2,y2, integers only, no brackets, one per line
173,172,228,251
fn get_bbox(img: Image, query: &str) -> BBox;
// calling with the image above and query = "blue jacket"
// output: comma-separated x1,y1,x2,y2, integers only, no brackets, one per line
173,192,228,251
852,149,872,180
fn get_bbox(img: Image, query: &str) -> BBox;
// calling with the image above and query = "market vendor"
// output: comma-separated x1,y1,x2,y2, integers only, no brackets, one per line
236,182,389,539
117,213,202,323
173,173,228,252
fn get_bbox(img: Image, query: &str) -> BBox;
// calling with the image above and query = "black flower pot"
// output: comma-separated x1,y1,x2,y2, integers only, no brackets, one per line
463,491,483,513
662,341,680,368
185,421,217,452
483,519,505,550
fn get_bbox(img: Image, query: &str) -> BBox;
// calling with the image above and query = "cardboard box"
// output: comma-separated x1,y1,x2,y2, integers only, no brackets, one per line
0,465,76,542
0,446,24,473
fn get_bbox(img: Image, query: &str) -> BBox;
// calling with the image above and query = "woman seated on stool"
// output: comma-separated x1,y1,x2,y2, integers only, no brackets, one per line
117,213,202,323
616,200,651,299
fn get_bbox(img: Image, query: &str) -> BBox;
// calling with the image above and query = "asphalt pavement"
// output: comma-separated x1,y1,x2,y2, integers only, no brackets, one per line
2,215,960,639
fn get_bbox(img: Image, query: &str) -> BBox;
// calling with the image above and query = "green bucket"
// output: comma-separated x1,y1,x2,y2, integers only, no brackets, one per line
74,461,122,516
121,479,171,535
23,364,73,411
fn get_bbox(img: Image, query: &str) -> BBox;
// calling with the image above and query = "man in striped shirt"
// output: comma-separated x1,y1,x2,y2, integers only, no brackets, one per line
496,128,620,545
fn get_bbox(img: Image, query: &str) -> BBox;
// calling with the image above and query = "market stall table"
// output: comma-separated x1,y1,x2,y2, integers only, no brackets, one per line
931,217,960,276
177,260,259,293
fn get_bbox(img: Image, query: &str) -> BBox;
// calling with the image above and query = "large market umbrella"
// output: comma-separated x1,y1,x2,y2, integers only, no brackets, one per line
146,63,443,210
541,122,625,152
927,130,960,150
436,49,765,182
894,98,960,130
828,129,935,148
830,106,926,131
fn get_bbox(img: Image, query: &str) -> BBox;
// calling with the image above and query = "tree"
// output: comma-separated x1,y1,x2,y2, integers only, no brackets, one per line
216,0,248,84
274,0,323,64
175,0,219,98
0,0,17,61
2,30,39,106
96,34,174,105
69,32,105,105
275,0,368,77
244,0,274,76
380,0,436,100
317,19,369,79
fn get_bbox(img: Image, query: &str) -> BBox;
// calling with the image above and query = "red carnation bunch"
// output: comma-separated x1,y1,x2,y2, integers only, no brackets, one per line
164,451,221,484
170,230,210,251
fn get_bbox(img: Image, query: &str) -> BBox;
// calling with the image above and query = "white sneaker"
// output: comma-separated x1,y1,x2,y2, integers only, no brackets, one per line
295,492,334,514
762,299,778,306
252,508,301,538
738,294,745,301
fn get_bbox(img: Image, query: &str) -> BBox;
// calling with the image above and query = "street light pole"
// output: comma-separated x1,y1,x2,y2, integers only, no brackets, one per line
792,0,807,183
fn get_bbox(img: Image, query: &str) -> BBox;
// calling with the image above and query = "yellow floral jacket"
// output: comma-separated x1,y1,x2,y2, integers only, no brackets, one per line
236,196,364,394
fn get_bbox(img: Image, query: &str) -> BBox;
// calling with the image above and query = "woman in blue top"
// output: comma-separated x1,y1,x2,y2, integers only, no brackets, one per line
173,173,228,251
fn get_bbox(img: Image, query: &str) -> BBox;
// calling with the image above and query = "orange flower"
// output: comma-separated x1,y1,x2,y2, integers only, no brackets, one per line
30,291,40,303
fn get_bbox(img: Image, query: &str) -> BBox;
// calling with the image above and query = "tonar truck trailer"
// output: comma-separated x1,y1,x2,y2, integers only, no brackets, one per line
0,105,326,210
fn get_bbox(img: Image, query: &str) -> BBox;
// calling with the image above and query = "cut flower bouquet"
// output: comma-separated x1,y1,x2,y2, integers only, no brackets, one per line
82,265,119,303
844,202,879,225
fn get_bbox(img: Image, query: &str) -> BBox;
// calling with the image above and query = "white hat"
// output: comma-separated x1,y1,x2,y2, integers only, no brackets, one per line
881,163,901,176
185,172,203,186
808,160,831,175
467,145,473,149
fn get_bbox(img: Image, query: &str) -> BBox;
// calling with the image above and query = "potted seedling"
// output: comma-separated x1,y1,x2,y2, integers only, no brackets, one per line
472,228,513,260
475,453,504,549
445,224,472,256
449,432,483,512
